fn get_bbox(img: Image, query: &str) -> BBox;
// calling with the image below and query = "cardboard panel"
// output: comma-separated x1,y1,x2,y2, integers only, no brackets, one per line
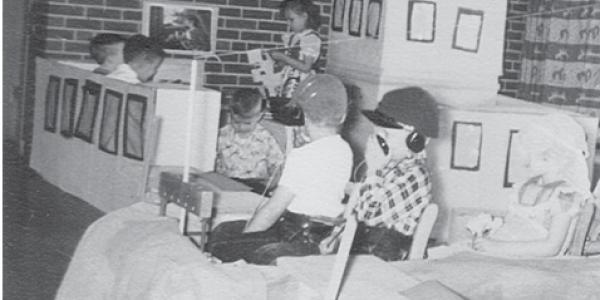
31,58,156,212
31,58,221,212
427,98,598,241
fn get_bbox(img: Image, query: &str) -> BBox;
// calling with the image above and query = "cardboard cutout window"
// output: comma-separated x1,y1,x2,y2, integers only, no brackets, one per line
74,80,101,143
349,0,363,36
407,0,436,42
503,130,520,188
451,121,482,171
44,76,61,133
366,0,382,39
60,79,79,137
452,8,484,53
332,0,346,32
123,94,147,160
99,90,123,155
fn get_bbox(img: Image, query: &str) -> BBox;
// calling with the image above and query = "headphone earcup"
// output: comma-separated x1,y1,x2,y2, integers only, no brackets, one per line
406,131,425,153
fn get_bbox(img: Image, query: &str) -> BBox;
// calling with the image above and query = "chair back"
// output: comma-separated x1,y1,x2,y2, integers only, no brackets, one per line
565,201,596,256
408,203,439,260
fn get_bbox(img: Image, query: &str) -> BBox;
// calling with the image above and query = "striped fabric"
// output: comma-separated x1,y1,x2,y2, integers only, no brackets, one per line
518,0,600,108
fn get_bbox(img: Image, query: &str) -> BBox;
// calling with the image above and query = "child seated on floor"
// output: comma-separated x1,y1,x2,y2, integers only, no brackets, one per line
89,33,125,75
107,34,166,84
446,114,592,258
215,88,285,191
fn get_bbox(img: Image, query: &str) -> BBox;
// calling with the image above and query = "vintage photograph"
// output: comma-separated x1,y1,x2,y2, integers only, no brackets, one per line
4,0,600,299
143,1,216,53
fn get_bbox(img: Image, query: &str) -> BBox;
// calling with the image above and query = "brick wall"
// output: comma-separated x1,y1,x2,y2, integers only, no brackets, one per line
32,0,333,92
498,0,528,97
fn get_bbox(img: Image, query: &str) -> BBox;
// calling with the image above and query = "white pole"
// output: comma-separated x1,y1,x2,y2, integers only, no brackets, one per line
180,54,199,234
183,56,199,183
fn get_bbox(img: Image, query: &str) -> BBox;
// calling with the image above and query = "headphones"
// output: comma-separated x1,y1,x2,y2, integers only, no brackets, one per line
376,130,426,156
406,131,426,153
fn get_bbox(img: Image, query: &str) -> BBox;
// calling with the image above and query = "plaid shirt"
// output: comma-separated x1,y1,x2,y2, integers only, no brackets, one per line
354,157,432,236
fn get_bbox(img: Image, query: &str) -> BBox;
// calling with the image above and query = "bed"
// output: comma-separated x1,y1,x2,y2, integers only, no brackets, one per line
56,200,600,300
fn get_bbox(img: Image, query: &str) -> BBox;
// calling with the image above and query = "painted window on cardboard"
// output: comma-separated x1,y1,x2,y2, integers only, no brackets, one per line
60,79,78,137
99,89,123,155
366,0,382,38
123,94,147,160
74,80,101,143
44,76,61,133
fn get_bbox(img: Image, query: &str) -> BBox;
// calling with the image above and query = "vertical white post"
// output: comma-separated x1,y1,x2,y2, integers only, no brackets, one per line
180,55,199,234
325,185,362,300
183,57,199,183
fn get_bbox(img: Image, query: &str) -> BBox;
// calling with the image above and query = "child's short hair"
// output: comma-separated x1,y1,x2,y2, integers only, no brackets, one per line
294,74,347,127
123,34,167,64
89,33,125,64
280,0,322,30
230,88,265,118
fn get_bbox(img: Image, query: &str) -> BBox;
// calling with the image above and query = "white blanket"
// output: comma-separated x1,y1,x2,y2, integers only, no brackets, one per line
58,201,600,299
392,251,600,299
56,202,418,299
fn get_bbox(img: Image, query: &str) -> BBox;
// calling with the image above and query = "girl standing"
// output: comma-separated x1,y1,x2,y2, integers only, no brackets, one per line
269,0,323,147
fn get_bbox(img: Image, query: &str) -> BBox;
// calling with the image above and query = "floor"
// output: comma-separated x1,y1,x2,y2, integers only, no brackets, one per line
3,142,105,300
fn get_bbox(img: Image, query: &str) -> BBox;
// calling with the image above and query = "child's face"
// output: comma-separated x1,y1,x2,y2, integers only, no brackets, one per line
285,9,308,33
135,58,163,83
230,104,264,136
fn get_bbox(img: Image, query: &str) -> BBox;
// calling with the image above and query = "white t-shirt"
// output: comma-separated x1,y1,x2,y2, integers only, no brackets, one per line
107,64,140,84
278,135,353,218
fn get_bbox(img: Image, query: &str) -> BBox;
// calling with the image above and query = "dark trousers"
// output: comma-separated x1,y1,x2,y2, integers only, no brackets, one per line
351,223,413,261
207,211,333,265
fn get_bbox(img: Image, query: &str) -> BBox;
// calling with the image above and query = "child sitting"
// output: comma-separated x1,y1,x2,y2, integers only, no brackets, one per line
215,88,285,186
470,114,592,257
208,74,353,265
89,33,125,75
107,34,166,84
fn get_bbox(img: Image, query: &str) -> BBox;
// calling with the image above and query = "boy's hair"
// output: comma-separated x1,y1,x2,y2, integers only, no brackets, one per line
294,74,347,127
89,33,125,64
280,0,322,30
123,34,167,64
230,88,265,118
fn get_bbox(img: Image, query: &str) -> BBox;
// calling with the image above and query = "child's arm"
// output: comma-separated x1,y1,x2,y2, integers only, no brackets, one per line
269,51,316,73
244,185,294,232
473,212,573,257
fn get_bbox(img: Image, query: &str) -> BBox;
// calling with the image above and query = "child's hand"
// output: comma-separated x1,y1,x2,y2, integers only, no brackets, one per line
269,51,287,62
472,236,494,252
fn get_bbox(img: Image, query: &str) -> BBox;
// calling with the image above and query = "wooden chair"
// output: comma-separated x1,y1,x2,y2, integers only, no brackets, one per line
568,201,598,256
158,172,214,251
325,183,439,300
408,203,439,260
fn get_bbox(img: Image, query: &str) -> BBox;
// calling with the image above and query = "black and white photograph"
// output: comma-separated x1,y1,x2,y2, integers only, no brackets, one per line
142,1,217,54
4,0,600,299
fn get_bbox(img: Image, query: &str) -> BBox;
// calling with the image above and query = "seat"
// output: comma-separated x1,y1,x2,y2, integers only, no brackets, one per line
408,203,439,260
566,201,596,256
158,172,214,251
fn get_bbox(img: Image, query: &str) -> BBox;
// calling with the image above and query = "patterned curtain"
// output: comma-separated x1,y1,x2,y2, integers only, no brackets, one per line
518,0,600,108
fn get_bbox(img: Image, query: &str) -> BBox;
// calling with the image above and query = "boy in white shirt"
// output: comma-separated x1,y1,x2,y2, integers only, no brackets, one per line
107,34,166,84
208,74,353,265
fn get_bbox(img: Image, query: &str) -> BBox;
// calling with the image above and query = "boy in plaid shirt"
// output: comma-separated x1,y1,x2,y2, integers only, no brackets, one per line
350,87,439,261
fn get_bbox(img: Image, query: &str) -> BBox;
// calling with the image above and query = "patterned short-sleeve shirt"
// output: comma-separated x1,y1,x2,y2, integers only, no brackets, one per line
215,123,285,180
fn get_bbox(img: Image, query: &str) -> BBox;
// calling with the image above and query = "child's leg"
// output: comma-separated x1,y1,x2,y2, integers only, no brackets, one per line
207,220,279,263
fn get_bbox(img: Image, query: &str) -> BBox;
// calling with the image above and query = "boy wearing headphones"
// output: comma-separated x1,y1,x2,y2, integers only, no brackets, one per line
208,74,353,265
351,87,439,261
216,88,284,185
